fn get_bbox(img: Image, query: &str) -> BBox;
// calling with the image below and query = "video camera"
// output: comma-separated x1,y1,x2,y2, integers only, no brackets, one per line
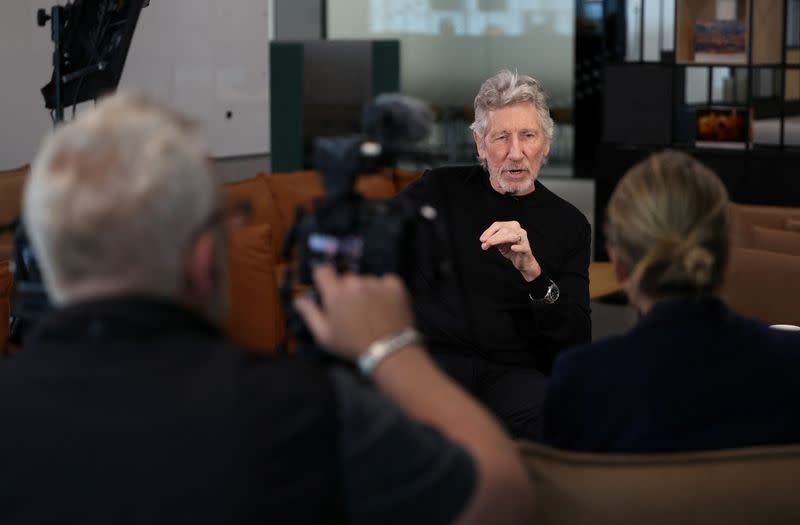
281,94,450,354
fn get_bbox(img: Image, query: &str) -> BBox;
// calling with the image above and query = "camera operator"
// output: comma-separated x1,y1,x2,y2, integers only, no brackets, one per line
0,92,533,525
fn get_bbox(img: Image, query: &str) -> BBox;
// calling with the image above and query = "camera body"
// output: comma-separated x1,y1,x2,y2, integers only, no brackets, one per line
281,129,447,356
289,137,440,291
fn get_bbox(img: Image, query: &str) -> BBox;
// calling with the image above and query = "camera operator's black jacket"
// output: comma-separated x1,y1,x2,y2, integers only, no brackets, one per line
396,164,591,373
0,297,475,525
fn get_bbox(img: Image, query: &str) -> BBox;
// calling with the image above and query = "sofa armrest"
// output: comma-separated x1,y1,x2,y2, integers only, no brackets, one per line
222,223,284,353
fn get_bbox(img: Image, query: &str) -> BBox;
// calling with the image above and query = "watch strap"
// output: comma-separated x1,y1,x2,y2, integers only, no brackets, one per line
357,328,423,376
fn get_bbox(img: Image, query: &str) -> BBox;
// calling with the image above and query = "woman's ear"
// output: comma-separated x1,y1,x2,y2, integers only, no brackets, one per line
607,245,630,285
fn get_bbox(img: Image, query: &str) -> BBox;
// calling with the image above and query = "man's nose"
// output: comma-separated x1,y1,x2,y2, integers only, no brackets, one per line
508,136,524,160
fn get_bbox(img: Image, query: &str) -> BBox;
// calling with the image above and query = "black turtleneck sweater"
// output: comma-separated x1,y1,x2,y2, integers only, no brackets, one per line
397,165,591,372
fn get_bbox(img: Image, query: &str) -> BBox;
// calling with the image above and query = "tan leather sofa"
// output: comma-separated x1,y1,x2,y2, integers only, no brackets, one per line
723,203,800,326
729,203,800,248
724,247,800,326
518,440,800,525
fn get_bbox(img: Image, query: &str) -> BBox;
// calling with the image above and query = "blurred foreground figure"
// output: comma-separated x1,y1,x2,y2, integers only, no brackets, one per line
0,93,533,524
541,150,800,452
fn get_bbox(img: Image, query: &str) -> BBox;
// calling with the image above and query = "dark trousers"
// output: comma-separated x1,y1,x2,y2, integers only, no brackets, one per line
433,353,549,441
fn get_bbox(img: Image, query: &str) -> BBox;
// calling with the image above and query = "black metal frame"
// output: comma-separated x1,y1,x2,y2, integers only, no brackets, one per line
38,0,148,125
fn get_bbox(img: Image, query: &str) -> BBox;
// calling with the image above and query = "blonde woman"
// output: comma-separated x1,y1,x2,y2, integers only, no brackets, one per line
540,150,800,452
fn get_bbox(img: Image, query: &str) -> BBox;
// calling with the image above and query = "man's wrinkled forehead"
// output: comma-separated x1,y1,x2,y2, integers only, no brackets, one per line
484,103,543,134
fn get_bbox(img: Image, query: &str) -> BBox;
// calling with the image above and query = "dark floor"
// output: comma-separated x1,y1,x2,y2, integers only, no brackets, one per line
591,300,638,342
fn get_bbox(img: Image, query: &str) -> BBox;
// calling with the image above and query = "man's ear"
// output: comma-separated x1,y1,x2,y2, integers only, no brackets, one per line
473,129,485,160
607,245,630,285
183,231,217,308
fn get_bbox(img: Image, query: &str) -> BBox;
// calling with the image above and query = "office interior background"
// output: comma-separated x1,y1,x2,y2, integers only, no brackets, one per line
1,0,799,339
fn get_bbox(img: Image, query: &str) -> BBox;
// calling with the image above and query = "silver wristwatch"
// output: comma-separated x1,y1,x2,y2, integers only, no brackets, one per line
529,279,560,304
357,328,423,376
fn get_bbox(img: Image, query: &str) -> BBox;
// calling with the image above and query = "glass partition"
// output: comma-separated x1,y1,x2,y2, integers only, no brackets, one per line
327,0,575,174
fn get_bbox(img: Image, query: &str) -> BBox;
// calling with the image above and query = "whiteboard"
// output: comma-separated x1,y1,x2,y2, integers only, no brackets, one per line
121,0,271,157
0,0,270,167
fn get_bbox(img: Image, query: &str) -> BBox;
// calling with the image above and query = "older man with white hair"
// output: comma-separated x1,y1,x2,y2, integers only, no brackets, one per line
0,92,534,524
397,70,592,440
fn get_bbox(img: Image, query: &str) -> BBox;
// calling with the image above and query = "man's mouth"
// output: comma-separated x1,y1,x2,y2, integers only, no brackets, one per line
505,168,529,177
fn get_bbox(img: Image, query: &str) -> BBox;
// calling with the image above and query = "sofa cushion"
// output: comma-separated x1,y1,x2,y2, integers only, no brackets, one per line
392,168,422,193
264,171,326,263
786,219,800,232
518,440,800,525
0,165,29,261
222,223,283,353
354,172,397,200
223,174,280,227
723,247,800,326
751,226,800,256
729,203,800,248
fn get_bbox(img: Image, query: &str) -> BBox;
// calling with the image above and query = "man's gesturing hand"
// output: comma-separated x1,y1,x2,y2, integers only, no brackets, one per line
479,221,542,282
293,265,416,361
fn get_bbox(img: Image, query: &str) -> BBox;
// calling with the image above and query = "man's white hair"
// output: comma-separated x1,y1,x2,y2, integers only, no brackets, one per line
24,91,217,305
470,69,554,143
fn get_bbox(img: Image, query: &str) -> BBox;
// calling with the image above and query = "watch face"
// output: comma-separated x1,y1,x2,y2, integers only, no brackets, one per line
529,280,560,304
546,283,560,304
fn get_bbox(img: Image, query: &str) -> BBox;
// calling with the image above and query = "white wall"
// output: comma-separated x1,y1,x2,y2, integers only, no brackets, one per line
123,0,271,158
0,0,271,170
0,2,54,169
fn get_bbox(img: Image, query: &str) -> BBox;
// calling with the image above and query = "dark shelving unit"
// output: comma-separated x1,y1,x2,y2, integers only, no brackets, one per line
576,0,800,260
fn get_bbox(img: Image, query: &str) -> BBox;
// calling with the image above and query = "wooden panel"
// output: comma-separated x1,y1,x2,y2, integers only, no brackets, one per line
589,262,623,300
787,51,800,102
787,70,800,101
751,0,785,64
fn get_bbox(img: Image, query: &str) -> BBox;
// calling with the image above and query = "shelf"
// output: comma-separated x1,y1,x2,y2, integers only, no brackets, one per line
676,0,785,65
681,62,771,67
598,0,799,152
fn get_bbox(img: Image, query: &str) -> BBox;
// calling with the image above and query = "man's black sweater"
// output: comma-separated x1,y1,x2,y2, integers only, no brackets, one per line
398,165,591,373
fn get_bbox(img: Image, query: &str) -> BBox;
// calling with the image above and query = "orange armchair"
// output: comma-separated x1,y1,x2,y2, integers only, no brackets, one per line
221,169,419,353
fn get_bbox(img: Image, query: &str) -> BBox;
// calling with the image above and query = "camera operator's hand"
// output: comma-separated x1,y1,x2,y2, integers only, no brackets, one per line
295,265,535,525
294,264,415,361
